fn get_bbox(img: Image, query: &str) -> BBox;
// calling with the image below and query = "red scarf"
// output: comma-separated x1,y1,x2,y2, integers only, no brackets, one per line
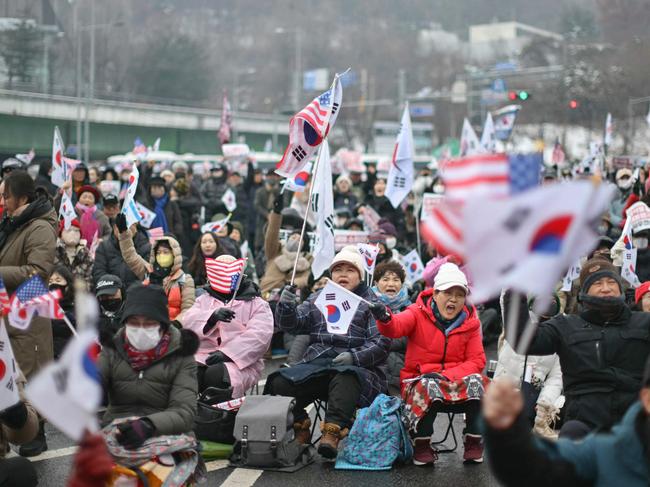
123,331,171,371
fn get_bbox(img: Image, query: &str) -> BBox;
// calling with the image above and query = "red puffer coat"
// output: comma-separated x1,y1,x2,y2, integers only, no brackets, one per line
376,288,486,392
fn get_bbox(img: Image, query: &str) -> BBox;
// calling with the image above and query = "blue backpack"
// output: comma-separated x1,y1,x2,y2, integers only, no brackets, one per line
335,394,413,471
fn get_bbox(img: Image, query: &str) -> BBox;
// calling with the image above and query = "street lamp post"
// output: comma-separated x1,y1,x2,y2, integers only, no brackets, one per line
274,27,302,111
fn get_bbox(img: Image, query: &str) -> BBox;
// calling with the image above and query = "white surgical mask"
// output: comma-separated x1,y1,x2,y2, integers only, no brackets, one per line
633,237,648,249
125,325,161,351
617,178,633,190
385,236,397,249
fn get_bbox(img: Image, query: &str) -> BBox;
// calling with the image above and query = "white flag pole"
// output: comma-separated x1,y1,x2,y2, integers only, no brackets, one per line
228,258,248,306
325,278,373,307
62,315,78,338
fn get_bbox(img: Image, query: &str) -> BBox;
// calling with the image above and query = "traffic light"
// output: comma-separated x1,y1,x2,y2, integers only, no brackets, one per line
508,90,531,101
568,99,579,109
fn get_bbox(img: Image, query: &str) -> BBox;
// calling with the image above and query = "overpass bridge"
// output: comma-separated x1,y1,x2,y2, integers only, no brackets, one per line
0,89,289,160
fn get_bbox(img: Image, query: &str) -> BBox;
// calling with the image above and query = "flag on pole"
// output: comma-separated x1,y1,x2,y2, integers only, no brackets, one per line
401,249,425,283
8,276,63,330
221,188,237,212
310,141,336,279
134,202,156,229
551,139,566,166
621,219,641,288
561,258,582,292
604,113,613,147
205,257,246,293
0,321,19,412
459,118,481,157
219,91,232,145
25,329,102,441
283,162,312,193
386,103,415,208
276,75,342,177
494,105,521,141
463,181,615,303
133,137,147,156
51,126,67,187
480,113,496,154
121,164,141,228
356,243,380,277
15,149,35,165
59,190,77,231
152,137,161,152
314,280,364,335
201,213,231,234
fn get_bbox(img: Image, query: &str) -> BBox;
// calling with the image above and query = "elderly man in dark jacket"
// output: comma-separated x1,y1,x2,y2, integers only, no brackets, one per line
505,256,650,439
93,221,151,289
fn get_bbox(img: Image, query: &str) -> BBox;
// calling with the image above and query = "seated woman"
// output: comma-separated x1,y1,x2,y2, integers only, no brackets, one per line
181,255,273,399
371,260,411,395
265,246,390,459
372,263,487,467
115,213,195,321
98,283,199,445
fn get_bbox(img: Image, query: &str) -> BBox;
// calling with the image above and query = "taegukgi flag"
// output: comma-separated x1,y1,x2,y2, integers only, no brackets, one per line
386,103,415,208
51,126,67,187
0,321,20,412
135,202,156,228
310,141,336,279
356,243,380,277
121,164,141,228
401,249,425,283
314,280,363,335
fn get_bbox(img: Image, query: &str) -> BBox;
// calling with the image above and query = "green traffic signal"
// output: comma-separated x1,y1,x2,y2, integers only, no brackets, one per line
518,91,529,101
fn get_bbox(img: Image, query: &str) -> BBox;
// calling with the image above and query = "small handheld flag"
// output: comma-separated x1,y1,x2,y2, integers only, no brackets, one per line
314,280,365,335
205,257,246,294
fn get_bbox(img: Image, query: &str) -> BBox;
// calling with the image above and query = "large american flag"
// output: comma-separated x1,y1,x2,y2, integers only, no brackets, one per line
422,153,542,257
205,258,246,294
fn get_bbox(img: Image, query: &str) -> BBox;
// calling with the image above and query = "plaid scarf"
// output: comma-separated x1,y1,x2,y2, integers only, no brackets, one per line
123,331,171,371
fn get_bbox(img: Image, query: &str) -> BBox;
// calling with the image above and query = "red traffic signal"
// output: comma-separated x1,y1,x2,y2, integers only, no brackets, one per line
507,90,530,101
568,99,579,109
508,91,518,101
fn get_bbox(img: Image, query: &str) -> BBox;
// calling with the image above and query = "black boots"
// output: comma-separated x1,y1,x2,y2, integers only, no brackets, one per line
19,420,47,457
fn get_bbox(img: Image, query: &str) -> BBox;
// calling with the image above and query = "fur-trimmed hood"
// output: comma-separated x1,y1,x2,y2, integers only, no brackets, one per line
149,235,184,275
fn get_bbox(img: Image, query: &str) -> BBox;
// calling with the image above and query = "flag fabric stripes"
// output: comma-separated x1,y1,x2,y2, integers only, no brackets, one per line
0,275,10,314
205,258,246,294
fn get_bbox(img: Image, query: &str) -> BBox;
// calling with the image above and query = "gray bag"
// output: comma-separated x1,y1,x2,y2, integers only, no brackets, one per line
229,395,314,472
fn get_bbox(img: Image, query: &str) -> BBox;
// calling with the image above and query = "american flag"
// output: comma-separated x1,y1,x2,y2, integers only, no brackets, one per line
205,258,246,294
423,153,541,257
8,276,64,330
218,91,232,145
0,275,10,314
133,137,147,155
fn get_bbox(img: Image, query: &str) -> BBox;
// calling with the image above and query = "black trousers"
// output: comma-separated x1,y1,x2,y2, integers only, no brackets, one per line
0,457,38,487
414,400,481,438
268,372,361,428
197,363,231,394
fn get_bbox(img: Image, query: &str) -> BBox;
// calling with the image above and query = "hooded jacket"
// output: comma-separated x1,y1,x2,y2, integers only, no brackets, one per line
181,278,273,398
118,233,195,321
98,326,199,436
376,288,486,391
92,227,151,289
1,198,57,379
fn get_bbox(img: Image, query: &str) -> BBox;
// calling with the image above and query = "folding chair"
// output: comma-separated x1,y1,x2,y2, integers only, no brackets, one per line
309,399,327,445
431,412,458,453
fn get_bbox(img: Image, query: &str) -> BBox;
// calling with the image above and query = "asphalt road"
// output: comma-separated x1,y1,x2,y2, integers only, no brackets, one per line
13,344,502,486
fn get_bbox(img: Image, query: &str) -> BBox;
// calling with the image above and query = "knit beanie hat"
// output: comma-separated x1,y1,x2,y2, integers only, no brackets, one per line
579,257,622,295
121,283,169,328
635,281,650,304
330,245,365,278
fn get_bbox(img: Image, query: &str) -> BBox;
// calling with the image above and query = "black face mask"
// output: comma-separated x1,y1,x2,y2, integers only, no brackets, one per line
100,298,122,312
49,284,66,294
579,293,626,323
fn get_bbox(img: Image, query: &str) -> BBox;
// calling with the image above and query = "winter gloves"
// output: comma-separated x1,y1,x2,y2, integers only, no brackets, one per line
272,193,284,214
279,285,298,306
0,401,28,430
116,418,155,449
369,302,391,322
205,351,233,366
203,308,236,333
115,212,128,233
67,432,113,487
332,352,354,366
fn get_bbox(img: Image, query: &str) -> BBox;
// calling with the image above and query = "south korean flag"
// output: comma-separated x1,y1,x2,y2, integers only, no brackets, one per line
314,280,363,335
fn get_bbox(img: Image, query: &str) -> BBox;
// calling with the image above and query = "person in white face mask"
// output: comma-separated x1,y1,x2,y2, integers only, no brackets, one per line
97,283,199,450
609,168,634,228
53,218,94,290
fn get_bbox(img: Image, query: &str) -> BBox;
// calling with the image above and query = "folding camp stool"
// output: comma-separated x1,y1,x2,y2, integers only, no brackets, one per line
308,399,327,445
431,412,459,453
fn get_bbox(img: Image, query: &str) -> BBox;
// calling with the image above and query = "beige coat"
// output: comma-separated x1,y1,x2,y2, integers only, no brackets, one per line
2,207,57,379
118,231,195,320
259,212,312,296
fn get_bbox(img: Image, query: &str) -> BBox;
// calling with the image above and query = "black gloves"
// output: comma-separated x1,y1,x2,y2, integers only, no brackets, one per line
115,213,128,233
369,302,390,322
203,308,236,334
116,418,155,449
205,351,233,366
272,193,284,214
279,285,298,306
0,401,28,430
332,352,353,366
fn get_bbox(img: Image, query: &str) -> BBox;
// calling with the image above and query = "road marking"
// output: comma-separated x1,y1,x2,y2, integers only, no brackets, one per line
6,446,78,462
205,459,230,472
221,467,263,487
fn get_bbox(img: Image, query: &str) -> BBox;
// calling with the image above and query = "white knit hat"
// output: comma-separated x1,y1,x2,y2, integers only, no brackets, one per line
433,263,469,293
329,245,364,278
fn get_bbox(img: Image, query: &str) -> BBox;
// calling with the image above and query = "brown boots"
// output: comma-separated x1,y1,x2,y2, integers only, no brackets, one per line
293,418,312,445
534,402,560,440
318,422,348,459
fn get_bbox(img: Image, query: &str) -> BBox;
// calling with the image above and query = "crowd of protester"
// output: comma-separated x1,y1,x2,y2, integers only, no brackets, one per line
1,152,650,486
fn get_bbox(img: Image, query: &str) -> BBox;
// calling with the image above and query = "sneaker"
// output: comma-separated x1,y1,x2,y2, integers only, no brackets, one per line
412,438,438,466
463,434,483,463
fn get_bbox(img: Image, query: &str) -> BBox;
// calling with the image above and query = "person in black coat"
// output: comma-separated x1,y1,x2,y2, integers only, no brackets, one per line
48,265,76,359
505,256,650,439
92,220,151,289
35,160,58,197
142,176,183,238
